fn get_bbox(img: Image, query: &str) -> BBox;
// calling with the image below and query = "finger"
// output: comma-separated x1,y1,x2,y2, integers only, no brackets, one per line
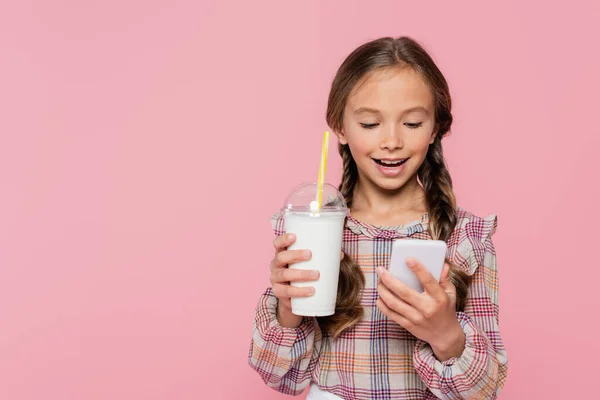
377,267,421,308
274,249,311,269
273,233,296,252
340,251,344,261
272,284,315,299
272,268,319,284
439,263,457,298
406,258,445,299
440,263,454,292
440,262,450,283
377,280,420,321
376,298,412,329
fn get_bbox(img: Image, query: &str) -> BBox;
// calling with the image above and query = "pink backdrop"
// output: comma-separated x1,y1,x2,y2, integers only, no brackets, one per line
1,1,599,399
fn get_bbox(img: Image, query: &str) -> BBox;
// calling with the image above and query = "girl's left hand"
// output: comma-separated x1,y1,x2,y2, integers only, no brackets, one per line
376,259,465,362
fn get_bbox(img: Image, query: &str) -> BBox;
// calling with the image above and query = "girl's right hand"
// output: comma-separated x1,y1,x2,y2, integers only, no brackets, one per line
269,233,319,321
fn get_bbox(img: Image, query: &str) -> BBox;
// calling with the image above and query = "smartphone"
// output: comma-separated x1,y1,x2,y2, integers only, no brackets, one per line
388,239,447,293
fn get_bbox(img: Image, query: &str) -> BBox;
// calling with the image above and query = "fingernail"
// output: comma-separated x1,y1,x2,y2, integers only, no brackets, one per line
376,267,384,275
310,270,319,278
287,233,295,240
308,287,315,295
303,250,311,258
406,258,415,267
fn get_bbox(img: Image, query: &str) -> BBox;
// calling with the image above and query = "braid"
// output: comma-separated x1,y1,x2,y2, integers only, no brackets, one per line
418,137,471,311
418,138,457,241
338,143,358,206
317,143,364,339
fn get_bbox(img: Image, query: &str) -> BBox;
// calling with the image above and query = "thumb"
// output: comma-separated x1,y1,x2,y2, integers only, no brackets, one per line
439,263,452,290
439,264,457,305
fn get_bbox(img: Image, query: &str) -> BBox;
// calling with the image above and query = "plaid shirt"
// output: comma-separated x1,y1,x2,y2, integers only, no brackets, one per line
248,208,507,399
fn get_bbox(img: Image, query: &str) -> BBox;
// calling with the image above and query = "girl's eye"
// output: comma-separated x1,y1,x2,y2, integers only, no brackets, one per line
405,122,423,129
360,123,379,129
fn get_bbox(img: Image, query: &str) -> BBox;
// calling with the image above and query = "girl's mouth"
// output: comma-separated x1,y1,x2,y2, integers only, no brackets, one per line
372,158,409,167
372,158,409,177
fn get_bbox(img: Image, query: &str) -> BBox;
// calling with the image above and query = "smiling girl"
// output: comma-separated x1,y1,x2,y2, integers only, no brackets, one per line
249,36,507,400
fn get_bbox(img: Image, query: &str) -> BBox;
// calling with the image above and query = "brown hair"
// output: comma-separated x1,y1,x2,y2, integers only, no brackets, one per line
318,36,471,339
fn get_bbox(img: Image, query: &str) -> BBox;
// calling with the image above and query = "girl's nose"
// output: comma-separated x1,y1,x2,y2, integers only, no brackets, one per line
379,126,404,151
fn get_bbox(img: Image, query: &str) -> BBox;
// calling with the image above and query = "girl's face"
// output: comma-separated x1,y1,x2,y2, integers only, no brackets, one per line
338,67,437,193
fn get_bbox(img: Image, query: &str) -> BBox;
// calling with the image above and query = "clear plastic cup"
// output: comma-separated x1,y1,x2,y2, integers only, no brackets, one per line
281,183,348,316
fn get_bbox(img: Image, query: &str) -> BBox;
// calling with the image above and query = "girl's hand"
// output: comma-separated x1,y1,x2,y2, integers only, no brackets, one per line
270,233,319,307
269,233,343,328
376,259,466,361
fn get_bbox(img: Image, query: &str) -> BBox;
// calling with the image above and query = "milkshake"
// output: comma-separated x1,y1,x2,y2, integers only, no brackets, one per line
282,182,348,316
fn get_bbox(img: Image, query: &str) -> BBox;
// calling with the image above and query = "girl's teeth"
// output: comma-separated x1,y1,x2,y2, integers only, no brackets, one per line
374,158,407,167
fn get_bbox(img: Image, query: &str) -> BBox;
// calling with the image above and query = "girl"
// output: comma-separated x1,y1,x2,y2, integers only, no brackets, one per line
248,36,507,400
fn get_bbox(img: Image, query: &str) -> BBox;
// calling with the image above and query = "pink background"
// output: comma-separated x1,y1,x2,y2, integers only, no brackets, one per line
1,0,599,399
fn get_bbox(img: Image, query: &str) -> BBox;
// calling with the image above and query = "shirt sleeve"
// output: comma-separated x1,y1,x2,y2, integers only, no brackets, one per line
413,214,508,399
248,287,322,395
247,212,322,395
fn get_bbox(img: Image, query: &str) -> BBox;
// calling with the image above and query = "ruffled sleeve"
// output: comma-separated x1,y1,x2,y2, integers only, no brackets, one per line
413,211,508,399
270,212,285,236
444,213,498,276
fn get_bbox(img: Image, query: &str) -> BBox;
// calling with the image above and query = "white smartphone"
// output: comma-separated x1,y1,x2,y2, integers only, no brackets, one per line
388,239,447,293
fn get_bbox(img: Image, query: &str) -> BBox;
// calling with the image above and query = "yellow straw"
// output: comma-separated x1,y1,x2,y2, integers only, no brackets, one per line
316,130,330,211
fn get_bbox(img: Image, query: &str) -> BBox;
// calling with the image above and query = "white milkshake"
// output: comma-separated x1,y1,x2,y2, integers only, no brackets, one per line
282,183,348,317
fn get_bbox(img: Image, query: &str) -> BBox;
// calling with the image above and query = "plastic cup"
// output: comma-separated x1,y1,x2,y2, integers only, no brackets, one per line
281,182,348,316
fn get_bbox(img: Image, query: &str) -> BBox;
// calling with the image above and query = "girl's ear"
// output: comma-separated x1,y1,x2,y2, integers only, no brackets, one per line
429,125,439,144
335,129,348,145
